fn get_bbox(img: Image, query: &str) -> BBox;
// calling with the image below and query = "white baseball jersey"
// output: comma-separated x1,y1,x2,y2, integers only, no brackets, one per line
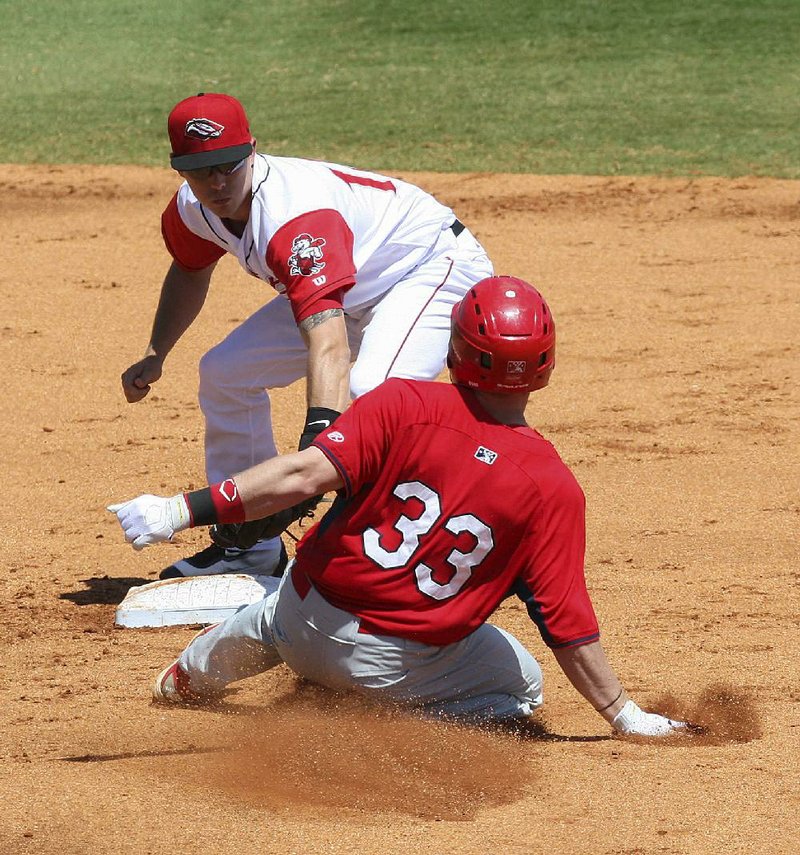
162,154,456,322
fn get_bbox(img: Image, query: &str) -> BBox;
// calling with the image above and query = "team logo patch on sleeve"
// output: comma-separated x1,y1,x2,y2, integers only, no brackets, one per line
475,446,498,465
326,431,345,443
288,233,327,276
185,118,225,139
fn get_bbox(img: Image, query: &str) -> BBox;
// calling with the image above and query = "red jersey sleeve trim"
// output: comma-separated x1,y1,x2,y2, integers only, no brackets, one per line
161,192,226,272
294,288,347,323
511,575,599,649
312,441,353,497
548,632,601,650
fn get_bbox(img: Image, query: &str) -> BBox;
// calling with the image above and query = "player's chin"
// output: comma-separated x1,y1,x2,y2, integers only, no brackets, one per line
206,198,234,217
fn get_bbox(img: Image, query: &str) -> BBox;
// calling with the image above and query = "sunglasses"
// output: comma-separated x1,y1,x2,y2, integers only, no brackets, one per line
179,157,248,180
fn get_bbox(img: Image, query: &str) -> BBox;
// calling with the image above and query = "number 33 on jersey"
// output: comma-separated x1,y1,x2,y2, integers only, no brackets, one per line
364,480,493,601
292,378,600,649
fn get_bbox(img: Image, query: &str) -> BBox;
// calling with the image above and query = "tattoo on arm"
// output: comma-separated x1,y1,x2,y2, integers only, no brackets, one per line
299,308,344,332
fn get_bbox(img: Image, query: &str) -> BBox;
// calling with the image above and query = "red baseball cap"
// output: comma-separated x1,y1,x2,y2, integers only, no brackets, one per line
168,93,254,170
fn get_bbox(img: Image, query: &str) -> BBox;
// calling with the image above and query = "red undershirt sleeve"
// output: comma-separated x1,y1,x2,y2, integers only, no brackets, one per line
161,193,226,272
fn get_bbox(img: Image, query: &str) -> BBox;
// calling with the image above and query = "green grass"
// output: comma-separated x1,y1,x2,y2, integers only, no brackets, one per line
1,0,798,176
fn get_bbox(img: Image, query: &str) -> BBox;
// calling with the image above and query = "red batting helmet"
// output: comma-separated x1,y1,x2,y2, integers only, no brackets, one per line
447,276,556,394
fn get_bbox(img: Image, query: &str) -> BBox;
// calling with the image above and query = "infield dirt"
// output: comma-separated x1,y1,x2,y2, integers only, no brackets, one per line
1,165,797,854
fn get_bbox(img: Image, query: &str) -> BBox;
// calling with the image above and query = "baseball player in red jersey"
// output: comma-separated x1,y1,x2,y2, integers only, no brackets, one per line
110,278,688,736
120,92,493,580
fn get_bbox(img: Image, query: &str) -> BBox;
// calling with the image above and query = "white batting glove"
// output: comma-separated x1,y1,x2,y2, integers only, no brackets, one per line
611,700,687,737
107,494,191,550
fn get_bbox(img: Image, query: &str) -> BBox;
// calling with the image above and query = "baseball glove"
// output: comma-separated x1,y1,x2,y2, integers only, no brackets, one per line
209,497,320,551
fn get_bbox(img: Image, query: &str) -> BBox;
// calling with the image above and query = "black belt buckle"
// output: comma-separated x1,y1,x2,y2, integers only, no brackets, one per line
450,219,466,237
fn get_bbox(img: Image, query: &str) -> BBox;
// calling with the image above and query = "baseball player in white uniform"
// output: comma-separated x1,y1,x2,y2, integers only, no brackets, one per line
120,92,493,580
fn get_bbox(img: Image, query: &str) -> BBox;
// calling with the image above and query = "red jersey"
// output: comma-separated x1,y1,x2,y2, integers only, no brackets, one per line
296,379,600,648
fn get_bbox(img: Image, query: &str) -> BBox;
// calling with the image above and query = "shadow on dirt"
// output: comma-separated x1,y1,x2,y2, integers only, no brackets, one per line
58,745,224,763
59,575,150,606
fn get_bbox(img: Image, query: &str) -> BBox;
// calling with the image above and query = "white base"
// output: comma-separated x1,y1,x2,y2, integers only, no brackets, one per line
115,573,281,628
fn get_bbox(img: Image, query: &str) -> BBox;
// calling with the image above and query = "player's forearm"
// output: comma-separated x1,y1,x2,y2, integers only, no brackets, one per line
233,447,343,520
146,261,214,360
299,309,351,411
552,641,627,722
108,447,344,550
306,350,351,412
552,639,692,737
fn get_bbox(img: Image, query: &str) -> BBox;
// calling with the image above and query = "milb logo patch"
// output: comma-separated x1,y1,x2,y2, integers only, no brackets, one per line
475,446,498,465
507,360,527,374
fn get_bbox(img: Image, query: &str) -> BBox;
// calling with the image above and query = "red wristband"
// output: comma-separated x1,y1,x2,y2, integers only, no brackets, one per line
211,478,246,523
184,478,246,526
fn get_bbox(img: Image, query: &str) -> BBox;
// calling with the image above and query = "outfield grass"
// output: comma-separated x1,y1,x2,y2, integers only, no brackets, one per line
1,0,797,176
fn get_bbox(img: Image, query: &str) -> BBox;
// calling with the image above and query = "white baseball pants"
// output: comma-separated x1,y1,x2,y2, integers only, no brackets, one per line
181,568,543,722
198,226,493,483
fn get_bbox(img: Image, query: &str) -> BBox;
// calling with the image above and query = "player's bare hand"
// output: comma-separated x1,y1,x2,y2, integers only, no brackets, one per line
611,700,688,737
121,355,163,402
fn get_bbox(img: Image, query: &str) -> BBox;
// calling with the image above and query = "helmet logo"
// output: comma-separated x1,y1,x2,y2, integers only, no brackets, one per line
475,446,498,465
507,360,527,374
185,118,225,139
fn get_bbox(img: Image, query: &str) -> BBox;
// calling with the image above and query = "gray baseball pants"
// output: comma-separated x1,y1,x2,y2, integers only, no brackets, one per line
180,567,543,722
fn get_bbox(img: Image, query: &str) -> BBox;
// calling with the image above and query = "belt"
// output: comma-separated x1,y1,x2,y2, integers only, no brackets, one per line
450,219,466,237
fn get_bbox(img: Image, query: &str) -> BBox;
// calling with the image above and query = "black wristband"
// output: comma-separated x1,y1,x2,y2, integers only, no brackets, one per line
184,487,217,527
299,407,341,451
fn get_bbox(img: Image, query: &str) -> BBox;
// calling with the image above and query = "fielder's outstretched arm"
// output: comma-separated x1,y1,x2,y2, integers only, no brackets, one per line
553,641,687,737
120,261,216,403
108,447,343,550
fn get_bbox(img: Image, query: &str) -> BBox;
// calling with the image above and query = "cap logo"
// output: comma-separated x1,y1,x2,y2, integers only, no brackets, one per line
184,117,225,140
288,233,327,277
507,360,527,374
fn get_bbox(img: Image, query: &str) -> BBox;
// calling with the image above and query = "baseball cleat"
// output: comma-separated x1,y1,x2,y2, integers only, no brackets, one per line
153,639,225,707
153,660,202,705
153,624,225,705
153,661,224,706
159,539,288,580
